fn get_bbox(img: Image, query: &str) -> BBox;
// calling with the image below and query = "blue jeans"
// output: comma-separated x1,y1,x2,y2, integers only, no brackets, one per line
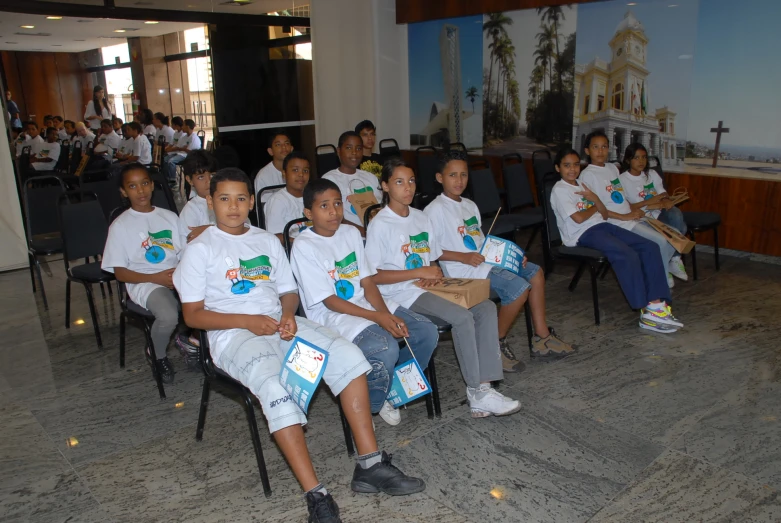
164,153,185,182
352,306,438,413
657,206,687,235
578,222,670,309
488,263,540,305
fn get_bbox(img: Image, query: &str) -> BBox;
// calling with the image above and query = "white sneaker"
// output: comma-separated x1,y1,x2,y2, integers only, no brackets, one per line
377,400,401,426
668,257,688,281
467,384,522,418
667,273,675,288
642,305,684,328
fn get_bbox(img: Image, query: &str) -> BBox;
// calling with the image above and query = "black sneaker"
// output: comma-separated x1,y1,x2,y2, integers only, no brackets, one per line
157,357,175,384
305,491,341,523
351,451,426,496
499,338,525,373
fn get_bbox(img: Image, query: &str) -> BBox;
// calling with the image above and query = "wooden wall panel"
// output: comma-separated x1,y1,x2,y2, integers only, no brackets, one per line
396,0,604,24
15,52,62,122
1,51,26,120
54,53,86,121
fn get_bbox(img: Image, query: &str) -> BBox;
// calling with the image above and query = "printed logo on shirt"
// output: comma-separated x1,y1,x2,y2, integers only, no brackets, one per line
639,182,657,201
458,216,481,250
240,255,272,282
39,148,51,158
329,252,359,300
606,178,625,204
141,230,174,264
224,256,256,294
577,197,595,211
401,232,429,269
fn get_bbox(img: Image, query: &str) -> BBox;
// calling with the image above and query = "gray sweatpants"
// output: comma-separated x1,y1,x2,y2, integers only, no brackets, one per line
410,292,503,388
145,287,181,359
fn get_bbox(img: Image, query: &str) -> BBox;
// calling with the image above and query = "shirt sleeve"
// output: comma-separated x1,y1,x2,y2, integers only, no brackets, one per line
351,227,377,281
425,215,443,261
263,193,286,234
101,223,128,273
552,185,580,219
84,103,95,121
189,135,201,151
650,170,666,194
269,239,298,295
291,238,336,307
173,242,207,303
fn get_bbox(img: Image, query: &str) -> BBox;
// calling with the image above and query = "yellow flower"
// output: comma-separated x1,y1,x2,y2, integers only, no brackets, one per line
360,160,383,180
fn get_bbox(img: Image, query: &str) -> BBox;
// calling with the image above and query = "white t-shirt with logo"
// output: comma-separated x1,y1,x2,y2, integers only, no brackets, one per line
17,134,43,158
264,188,309,237
550,179,606,246
30,141,61,171
579,163,636,231
132,135,153,166
423,194,492,279
254,162,284,203
171,130,182,146
322,168,382,227
292,225,399,343
78,131,96,151
365,206,443,309
178,194,213,247
156,125,175,145
619,169,666,219
102,207,182,308
143,124,157,139
173,132,201,158
96,130,121,159
116,137,134,159
173,226,298,358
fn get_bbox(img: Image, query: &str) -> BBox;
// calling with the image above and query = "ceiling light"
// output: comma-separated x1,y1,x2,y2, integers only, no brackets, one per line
20,25,35,29
145,21,159,24
175,88,181,93
46,16,63,20
114,29,126,33
74,319,85,325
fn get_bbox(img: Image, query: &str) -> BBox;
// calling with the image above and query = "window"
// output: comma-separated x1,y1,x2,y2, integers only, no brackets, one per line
612,82,624,110
100,42,132,123
597,95,605,111
659,120,667,133
584,95,590,115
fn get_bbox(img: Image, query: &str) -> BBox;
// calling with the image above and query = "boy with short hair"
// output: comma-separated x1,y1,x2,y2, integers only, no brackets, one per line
63,120,77,141
112,117,124,137
292,179,438,426
112,122,151,176
52,116,67,141
74,121,96,151
264,150,310,244
16,121,43,158
30,127,61,171
355,120,382,165
163,118,200,183
254,132,292,203
95,118,121,160
167,116,183,149
323,131,383,236
178,150,218,247
153,112,175,145
424,150,574,372
174,168,425,522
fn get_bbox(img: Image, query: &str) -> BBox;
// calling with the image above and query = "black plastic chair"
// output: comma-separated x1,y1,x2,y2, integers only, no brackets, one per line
81,178,123,221
69,139,83,175
651,156,720,280
282,217,309,257
532,150,553,200
540,172,609,325
118,281,167,399
256,184,286,229
469,167,541,240
316,144,339,177
23,175,66,310
379,138,400,162
150,174,178,214
197,130,206,149
415,146,440,206
449,142,467,152
19,145,33,178
58,194,116,348
54,140,70,173
501,154,546,252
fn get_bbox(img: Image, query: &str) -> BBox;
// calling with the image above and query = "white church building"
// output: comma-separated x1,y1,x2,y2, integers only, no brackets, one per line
572,11,683,171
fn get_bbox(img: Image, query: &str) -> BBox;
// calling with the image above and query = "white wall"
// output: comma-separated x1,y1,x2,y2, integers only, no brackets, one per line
0,114,29,272
311,0,410,149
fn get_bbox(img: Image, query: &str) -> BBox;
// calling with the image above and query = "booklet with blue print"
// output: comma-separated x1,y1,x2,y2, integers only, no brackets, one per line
480,235,524,275
386,358,431,407
279,336,328,414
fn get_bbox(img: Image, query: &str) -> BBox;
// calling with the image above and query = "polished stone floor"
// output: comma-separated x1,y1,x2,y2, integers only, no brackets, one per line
2,243,780,523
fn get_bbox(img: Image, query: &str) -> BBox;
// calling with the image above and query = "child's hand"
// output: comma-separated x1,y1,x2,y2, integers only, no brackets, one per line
374,312,409,338
415,278,443,289
245,315,280,337
661,199,675,210
575,183,599,204
415,266,443,280
626,209,645,220
156,268,175,289
187,225,211,243
278,314,297,341
460,252,485,267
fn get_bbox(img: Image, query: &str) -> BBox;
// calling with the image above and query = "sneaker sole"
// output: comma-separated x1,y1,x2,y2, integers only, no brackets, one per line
639,321,678,334
470,402,522,418
531,349,575,361
350,480,426,496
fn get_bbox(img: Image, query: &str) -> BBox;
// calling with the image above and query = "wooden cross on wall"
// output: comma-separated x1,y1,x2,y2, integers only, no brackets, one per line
711,120,730,168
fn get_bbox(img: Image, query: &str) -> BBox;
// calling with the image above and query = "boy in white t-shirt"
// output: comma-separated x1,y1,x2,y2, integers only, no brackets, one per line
94,119,121,160
153,112,175,145
74,121,96,151
178,150,218,247
163,118,200,183
254,131,292,203
173,168,425,520
550,147,684,333
102,163,183,383
264,150,311,243
291,179,438,427
579,131,687,286
18,121,44,158
30,127,61,171
166,117,183,150
424,151,573,372
323,131,383,235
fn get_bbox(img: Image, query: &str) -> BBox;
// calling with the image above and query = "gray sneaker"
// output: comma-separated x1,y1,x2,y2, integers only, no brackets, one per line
499,338,525,373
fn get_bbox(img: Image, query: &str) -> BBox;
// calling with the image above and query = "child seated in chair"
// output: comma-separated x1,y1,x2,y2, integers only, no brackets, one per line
291,179,438,427
178,150,219,247
173,168,425,522
365,157,521,418
424,150,574,372
29,127,61,172
550,148,685,333
264,150,311,244
163,119,200,184
254,131,292,203
102,163,183,383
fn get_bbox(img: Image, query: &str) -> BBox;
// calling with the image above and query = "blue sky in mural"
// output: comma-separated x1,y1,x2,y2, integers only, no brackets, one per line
687,0,781,150
576,0,699,142
408,16,483,135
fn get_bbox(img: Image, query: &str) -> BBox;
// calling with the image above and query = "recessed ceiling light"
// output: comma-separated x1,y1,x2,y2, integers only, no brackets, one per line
114,29,126,33
145,21,159,24
20,25,35,29
46,16,62,20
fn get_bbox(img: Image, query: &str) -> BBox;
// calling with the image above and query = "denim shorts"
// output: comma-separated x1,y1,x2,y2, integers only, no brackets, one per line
488,262,540,305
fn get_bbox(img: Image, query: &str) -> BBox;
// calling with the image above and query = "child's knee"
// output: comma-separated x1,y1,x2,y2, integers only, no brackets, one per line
258,380,307,433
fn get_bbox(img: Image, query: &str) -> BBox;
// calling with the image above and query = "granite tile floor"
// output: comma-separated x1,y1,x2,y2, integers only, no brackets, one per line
1,245,780,523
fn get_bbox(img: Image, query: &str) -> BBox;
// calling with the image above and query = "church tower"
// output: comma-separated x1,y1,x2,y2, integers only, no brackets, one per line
607,11,649,115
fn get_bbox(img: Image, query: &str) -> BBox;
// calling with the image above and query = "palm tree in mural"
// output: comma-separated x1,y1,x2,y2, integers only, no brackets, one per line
537,6,571,93
465,86,479,113
483,13,512,118
535,23,555,92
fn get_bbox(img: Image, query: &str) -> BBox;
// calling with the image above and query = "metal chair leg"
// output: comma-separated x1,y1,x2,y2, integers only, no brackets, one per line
589,263,601,325
196,377,211,441
338,401,355,457
84,283,103,349
599,262,611,281
524,225,539,252
569,262,586,292
689,230,699,281
119,312,126,367
426,357,441,418
65,279,72,328
34,258,48,310
524,302,533,357
145,323,165,399
99,283,106,298
713,227,720,271
28,253,36,293
241,389,272,497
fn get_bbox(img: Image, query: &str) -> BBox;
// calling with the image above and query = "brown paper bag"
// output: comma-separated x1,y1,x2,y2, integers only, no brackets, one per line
645,188,689,210
153,143,164,166
347,191,378,226
645,218,695,254
425,278,490,309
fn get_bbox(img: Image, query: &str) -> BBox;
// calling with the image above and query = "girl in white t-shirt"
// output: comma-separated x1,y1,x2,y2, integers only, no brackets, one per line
550,147,684,333
365,158,520,418
102,163,182,383
619,143,688,237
